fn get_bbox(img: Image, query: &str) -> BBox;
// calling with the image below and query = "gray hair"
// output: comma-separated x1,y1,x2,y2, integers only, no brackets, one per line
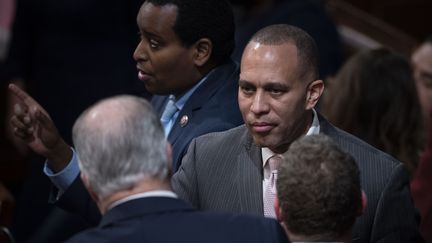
72,95,168,199
277,134,361,241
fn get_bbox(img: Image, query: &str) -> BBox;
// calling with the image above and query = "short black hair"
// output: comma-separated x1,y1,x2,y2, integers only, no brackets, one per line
146,0,235,64
250,24,320,81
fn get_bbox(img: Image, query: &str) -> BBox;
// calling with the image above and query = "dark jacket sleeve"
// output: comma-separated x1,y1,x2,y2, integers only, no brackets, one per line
53,176,101,226
370,164,424,243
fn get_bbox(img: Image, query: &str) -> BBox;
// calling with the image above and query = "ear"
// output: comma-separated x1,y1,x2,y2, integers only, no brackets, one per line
274,197,284,223
305,79,324,110
357,190,368,217
192,38,212,67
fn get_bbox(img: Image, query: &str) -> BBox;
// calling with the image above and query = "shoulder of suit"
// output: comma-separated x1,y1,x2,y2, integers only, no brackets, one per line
324,122,401,168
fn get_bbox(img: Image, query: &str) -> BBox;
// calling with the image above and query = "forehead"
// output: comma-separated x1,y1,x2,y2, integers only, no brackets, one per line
240,42,299,83
137,3,178,36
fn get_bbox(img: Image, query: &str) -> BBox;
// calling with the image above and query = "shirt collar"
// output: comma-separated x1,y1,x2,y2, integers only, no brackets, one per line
172,70,212,111
262,108,320,168
306,108,320,135
108,190,177,211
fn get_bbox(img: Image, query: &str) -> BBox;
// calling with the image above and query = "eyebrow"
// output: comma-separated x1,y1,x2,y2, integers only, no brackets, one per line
238,80,251,86
140,30,163,41
238,80,289,89
262,82,288,90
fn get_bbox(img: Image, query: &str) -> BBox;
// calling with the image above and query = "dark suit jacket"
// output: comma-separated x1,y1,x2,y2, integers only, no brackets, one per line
172,115,424,243
63,197,288,243
151,60,244,171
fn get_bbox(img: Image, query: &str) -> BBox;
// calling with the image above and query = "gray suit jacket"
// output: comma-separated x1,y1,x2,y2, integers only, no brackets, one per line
172,115,423,243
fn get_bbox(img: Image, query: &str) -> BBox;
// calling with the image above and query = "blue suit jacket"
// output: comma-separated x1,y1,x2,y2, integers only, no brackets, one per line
151,60,244,171
63,197,289,243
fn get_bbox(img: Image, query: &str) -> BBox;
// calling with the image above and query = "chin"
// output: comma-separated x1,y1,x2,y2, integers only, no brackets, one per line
145,85,170,96
252,135,273,148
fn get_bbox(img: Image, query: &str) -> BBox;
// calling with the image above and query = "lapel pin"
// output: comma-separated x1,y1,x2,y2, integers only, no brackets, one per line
180,115,189,127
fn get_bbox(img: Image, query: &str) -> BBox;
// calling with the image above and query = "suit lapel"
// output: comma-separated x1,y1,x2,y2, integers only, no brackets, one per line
237,130,264,215
318,114,362,241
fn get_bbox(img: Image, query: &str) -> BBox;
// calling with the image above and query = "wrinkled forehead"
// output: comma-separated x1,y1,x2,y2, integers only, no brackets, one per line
242,41,298,60
240,42,299,80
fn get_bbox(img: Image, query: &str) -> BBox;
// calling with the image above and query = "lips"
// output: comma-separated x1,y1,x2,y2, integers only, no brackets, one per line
138,71,153,81
250,122,275,133
136,66,153,82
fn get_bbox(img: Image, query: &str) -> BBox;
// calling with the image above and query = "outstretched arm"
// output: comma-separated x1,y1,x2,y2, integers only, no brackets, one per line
8,83,72,172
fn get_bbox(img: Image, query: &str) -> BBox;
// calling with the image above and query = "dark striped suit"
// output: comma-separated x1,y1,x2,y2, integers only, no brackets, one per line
172,114,424,243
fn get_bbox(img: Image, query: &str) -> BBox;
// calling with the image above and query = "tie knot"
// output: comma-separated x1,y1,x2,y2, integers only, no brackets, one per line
268,155,282,171
160,95,178,123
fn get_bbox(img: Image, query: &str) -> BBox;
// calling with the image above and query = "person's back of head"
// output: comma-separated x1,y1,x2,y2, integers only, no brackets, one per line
322,48,423,175
72,95,169,212
276,134,363,242
146,0,235,66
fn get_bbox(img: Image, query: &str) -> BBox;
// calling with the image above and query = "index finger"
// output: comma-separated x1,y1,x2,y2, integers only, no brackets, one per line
8,83,39,106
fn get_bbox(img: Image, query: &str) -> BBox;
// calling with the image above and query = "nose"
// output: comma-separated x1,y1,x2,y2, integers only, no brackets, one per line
250,91,269,115
133,41,148,62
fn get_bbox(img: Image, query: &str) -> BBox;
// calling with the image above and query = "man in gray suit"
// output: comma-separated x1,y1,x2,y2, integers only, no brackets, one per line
172,24,424,243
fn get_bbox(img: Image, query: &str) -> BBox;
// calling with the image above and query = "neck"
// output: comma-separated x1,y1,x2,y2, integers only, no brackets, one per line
285,226,353,243
98,179,171,214
270,109,314,154
173,63,216,99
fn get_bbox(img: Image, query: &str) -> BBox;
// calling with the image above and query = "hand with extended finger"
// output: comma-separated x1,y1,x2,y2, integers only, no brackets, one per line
8,84,72,172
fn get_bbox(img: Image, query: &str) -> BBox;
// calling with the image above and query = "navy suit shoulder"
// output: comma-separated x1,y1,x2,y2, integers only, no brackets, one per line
152,60,244,171
64,197,289,243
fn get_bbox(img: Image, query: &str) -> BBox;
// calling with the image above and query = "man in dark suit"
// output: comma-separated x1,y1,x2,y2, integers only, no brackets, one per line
275,134,365,243
172,24,424,242
64,95,288,243
9,0,242,173
135,0,243,170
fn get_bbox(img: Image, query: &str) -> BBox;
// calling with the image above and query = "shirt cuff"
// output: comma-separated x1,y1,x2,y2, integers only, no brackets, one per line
43,147,80,194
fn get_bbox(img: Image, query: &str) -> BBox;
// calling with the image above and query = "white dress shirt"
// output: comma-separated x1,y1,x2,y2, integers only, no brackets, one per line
261,108,320,200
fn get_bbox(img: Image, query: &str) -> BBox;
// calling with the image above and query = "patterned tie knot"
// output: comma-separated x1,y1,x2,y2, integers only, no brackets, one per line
268,154,282,172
